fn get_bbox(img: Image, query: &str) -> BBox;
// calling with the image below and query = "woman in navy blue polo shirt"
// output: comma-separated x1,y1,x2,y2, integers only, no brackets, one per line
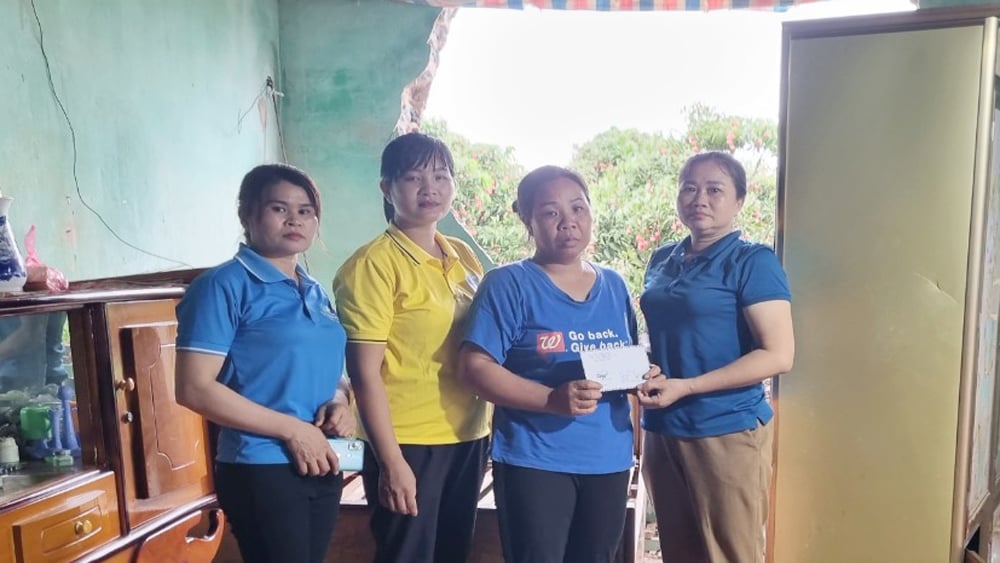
637,151,795,563
174,164,353,563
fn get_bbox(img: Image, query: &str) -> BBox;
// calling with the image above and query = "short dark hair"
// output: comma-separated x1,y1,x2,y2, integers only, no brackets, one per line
513,165,590,227
379,132,456,222
237,164,321,242
677,151,747,199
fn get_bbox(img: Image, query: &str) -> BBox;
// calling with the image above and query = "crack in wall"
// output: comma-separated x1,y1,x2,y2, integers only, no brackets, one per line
395,8,456,135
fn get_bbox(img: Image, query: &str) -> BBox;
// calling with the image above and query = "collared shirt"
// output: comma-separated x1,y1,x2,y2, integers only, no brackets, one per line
176,244,347,464
333,224,491,445
640,231,791,439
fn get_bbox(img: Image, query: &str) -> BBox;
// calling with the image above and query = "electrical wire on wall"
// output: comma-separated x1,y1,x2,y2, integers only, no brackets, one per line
233,75,310,266
236,76,288,163
270,79,288,163
29,0,193,269
263,79,309,267
234,72,318,271
235,75,317,271
235,80,271,134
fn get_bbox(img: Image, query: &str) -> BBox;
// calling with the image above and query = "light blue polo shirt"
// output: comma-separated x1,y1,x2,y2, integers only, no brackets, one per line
464,260,636,475
640,231,790,439
176,244,347,464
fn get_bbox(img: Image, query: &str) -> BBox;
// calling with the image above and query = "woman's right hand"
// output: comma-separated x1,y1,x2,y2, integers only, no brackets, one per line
283,420,340,476
546,379,603,416
378,456,419,516
636,375,694,409
314,399,357,438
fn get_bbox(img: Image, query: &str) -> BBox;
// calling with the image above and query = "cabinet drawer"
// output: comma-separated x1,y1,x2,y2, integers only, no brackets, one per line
6,472,120,563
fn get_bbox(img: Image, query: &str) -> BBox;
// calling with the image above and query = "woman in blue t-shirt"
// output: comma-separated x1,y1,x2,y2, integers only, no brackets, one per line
637,151,795,563
174,164,354,563
461,165,660,563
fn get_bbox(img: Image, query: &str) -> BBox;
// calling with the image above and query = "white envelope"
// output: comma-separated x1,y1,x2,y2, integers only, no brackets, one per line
579,345,650,392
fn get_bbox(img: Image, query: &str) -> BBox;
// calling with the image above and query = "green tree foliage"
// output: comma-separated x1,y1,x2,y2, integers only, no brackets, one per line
423,104,778,307
571,104,778,296
422,119,530,264
569,127,687,294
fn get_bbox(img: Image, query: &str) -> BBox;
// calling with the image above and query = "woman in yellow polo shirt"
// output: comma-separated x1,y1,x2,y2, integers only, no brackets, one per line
332,132,491,563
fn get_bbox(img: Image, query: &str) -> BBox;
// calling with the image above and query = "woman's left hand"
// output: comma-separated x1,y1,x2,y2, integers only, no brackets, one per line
636,374,694,409
314,400,357,438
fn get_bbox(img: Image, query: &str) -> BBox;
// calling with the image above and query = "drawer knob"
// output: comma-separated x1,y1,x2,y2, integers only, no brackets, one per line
121,412,134,424
116,378,136,392
74,519,93,536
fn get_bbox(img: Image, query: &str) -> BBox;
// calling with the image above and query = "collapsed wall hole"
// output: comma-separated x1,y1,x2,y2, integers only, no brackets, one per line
394,9,456,136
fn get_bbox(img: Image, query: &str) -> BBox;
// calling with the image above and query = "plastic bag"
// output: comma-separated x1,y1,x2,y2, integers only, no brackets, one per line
23,225,69,292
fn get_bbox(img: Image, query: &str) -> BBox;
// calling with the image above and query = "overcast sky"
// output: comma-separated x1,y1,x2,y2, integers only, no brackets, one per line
424,0,916,169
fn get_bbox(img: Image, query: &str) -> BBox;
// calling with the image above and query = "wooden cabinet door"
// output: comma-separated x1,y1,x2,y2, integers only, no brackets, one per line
124,323,208,499
103,301,213,529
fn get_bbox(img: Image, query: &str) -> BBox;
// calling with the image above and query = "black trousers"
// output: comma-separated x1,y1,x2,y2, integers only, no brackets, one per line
361,438,489,563
215,462,344,563
493,462,631,563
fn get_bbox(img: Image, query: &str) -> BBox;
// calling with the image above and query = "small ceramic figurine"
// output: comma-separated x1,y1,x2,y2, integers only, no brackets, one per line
0,436,18,466
0,191,27,293
58,383,80,456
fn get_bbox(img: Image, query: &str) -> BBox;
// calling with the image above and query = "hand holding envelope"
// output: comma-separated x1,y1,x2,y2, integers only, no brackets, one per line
580,345,658,392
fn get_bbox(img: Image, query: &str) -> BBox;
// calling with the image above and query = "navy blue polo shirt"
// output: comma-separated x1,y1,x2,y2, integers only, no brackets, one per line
640,231,790,439
176,244,347,464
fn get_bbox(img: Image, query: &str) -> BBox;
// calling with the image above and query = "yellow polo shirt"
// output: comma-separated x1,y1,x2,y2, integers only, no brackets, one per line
332,224,491,445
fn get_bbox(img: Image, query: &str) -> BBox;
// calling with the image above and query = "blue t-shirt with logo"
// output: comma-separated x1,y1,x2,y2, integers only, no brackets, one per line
176,244,347,464
640,231,790,439
463,259,636,474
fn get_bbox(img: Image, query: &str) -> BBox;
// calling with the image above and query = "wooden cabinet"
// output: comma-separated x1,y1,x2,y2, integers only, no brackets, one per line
0,472,119,563
0,271,221,562
102,301,213,527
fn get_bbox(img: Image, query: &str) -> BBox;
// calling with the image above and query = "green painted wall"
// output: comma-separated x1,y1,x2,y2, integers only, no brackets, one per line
0,0,281,280
1,0,473,284
278,0,476,286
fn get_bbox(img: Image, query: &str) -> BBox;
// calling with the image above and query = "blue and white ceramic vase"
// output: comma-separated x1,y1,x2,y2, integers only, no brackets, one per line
0,197,27,293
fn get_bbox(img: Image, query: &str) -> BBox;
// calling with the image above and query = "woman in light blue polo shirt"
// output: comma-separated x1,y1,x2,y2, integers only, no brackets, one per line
637,151,795,563
174,164,353,563
461,165,660,563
